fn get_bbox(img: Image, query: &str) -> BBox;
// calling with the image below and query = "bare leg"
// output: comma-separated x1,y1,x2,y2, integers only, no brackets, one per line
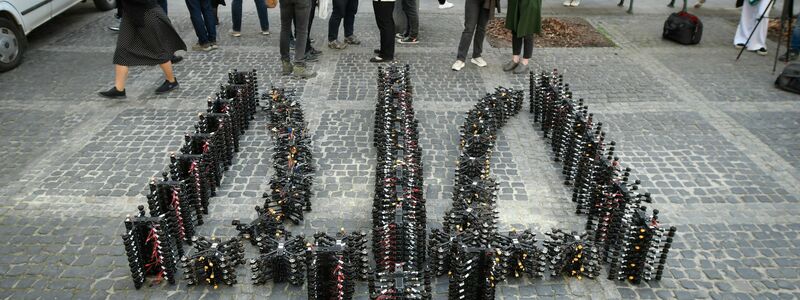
521,58,529,65
115,64,129,91
159,61,176,82
512,55,520,63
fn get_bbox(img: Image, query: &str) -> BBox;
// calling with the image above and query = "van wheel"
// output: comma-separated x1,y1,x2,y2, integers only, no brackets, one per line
94,0,117,11
0,17,24,72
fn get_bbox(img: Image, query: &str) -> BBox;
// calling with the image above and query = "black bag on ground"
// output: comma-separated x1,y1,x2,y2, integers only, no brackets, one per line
663,11,703,45
775,63,800,94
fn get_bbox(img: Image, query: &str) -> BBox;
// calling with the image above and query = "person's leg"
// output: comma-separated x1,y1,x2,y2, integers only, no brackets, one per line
254,0,270,32
375,1,395,59
159,61,177,83
305,0,316,54
471,6,489,58
280,0,295,61
114,65,129,91
456,0,480,61
512,35,522,61
791,15,800,52
344,0,358,38
522,35,533,62
200,0,218,43
293,0,311,64
328,0,347,41
232,0,243,32
186,0,210,44
404,0,419,38
748,0,773,51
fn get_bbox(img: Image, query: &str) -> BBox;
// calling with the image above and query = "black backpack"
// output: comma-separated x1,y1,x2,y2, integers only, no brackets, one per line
775,63,800,94
663,11,703,45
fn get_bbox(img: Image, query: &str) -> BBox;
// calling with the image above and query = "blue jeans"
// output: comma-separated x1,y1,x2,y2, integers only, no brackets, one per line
232,0,270,32
186,0,218,44
791,15,800,52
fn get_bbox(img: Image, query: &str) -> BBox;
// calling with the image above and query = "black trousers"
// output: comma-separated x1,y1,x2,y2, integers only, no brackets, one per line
329,0,358,41
512,33,533,59
281,0,310,63
373,1,395,59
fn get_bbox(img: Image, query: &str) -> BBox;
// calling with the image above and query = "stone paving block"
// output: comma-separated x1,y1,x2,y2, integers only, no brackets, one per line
653,48,797,102
0,110,86,184
328,53,486,101
725,111,800,169
595,111,791,206
35,108,196,198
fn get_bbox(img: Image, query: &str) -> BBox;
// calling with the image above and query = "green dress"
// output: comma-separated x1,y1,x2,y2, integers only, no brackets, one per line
505,0,542,36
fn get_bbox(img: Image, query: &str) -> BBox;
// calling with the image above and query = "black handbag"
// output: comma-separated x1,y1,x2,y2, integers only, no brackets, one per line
775,63,800,94
663,11,703,45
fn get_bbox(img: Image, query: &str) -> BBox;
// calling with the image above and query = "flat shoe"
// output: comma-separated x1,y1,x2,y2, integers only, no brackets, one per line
99,87,126,99
155,79,179,94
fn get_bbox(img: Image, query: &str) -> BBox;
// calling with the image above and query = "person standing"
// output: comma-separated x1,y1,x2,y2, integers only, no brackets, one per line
397,0,419,44
231,0,270,36
186,0,219,51
452,0,497,71
734,0,773,56
780,15,800,62
99,0,186,98
371,0,395,62
502,0,540,74
328,0,360,49
304,0,324,61
281,0,317,78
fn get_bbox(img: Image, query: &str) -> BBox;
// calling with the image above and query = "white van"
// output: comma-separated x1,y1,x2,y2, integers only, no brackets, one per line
0,0,116,72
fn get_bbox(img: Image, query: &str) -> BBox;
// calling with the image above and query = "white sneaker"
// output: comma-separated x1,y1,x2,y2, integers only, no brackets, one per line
570,0,580,6
563,0,572,6
262,31,271,35
439,1,454,9
231,31,242,37
452,60,465,71
470,57,487,67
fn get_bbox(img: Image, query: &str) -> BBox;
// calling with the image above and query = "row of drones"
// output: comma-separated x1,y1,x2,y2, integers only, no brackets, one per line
120,66,676,298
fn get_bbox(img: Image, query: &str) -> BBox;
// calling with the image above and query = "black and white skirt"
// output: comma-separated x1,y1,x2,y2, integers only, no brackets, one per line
113,7,187,66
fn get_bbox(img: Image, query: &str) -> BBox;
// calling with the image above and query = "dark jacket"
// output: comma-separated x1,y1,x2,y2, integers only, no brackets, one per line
505,0,542,36
120,0,158,27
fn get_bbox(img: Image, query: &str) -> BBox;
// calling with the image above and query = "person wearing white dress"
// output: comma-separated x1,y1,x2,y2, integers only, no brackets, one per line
734,0,773,56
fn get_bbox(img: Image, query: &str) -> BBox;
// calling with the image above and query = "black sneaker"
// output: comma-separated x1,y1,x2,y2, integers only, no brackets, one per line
398,36,419,44
779,51,799,62
170,55,184,64
99,87,126,99
155,79,179,94
304,52,320,62
308,48,323,56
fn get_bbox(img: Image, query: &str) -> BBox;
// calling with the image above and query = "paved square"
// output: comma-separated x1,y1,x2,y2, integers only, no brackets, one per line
0,1,798,299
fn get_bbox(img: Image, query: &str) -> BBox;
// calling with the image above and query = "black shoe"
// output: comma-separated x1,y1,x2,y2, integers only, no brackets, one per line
752,47,768,56
155,79,179,94
309,47,323,56
779,51,799,62
170,55,183,64
304,53,320,62
370,56,392,63
99,87,126,99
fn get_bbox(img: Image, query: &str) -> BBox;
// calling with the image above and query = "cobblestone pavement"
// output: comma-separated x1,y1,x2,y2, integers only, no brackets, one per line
0,0,798,299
